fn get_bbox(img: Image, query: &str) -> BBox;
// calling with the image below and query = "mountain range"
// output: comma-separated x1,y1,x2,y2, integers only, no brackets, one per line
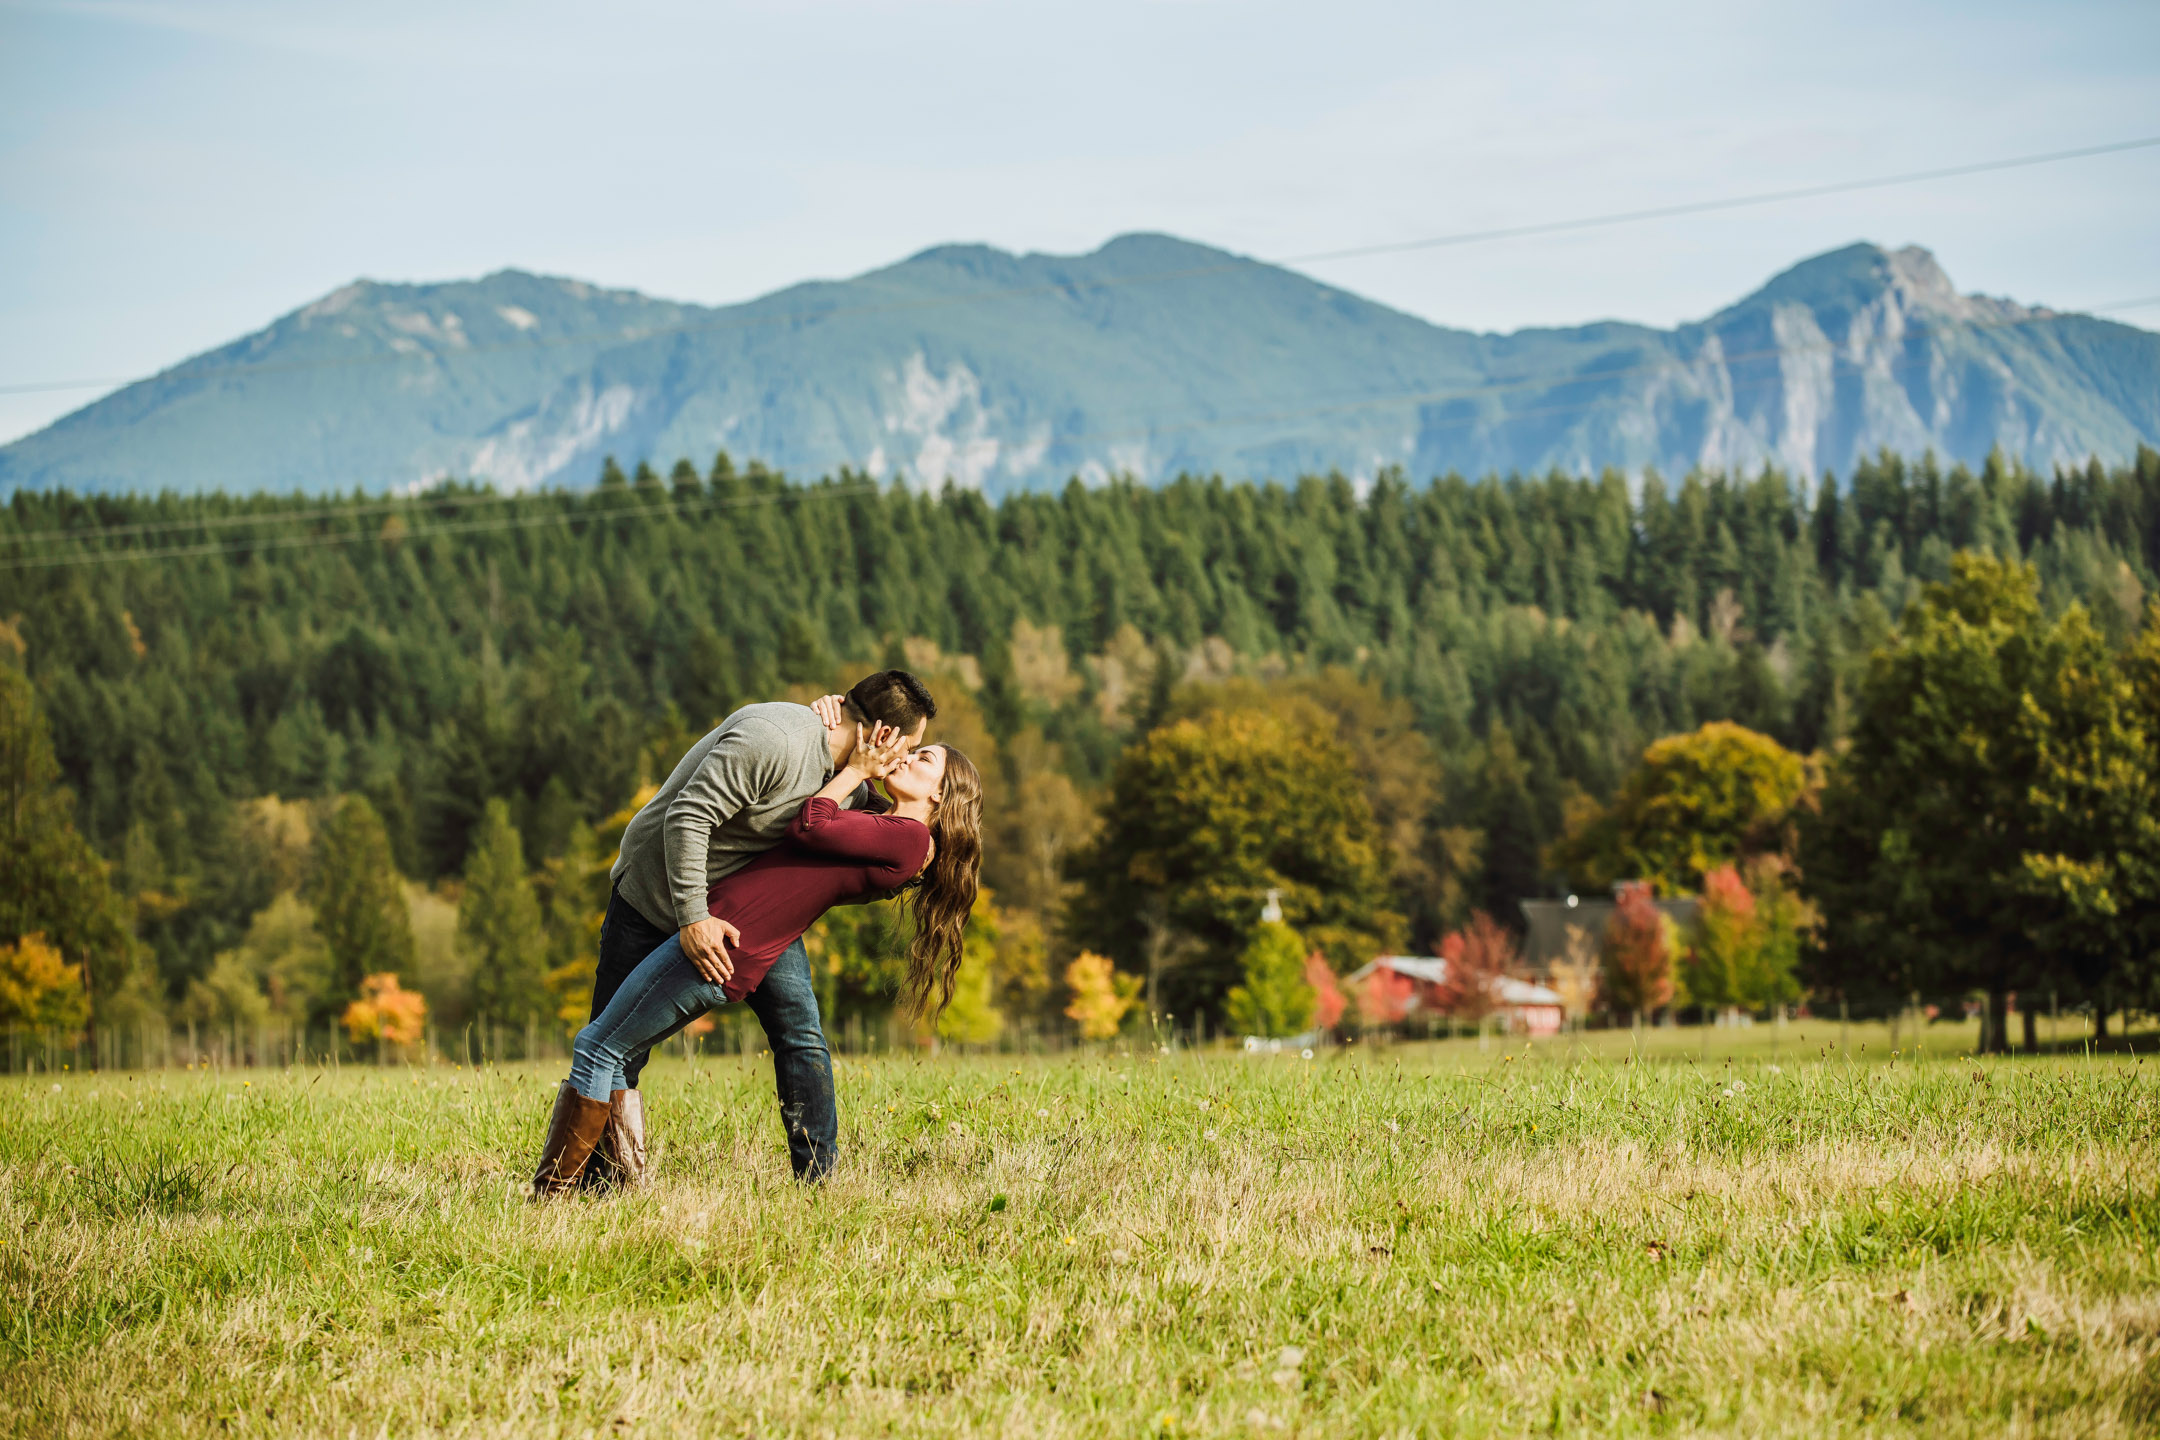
4,235,2156,497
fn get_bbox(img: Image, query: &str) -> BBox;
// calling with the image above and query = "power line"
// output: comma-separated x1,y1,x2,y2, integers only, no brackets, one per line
2,134,2154,401
1275,136,2160,266
0,481,883,573
7,287,2150,559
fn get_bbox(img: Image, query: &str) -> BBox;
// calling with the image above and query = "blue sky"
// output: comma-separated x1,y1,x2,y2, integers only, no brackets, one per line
3,0,2156,444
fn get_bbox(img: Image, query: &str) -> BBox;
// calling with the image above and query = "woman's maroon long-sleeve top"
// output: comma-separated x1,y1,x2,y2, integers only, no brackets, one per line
703,796,930,1002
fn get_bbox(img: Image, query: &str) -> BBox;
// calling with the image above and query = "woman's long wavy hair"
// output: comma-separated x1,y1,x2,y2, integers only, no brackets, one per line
901,746,983,1022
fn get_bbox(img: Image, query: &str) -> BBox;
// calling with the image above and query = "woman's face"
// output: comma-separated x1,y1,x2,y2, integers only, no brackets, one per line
884,743,949,806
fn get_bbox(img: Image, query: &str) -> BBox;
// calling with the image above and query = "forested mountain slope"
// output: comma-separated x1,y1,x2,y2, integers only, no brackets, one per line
5,445,2158,1004
4,238,2154,497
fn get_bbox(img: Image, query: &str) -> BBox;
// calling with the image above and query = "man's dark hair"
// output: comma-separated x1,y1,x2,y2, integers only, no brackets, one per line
847,669,937,735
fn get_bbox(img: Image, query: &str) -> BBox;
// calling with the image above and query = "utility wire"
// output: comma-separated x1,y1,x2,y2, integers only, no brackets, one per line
1274,135,2160,266
0,482,884,573
4,289,2152,557
2,134,2154,400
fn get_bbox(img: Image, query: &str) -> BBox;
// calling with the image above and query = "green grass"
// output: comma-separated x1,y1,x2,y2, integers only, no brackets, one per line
2,1026,2156,1437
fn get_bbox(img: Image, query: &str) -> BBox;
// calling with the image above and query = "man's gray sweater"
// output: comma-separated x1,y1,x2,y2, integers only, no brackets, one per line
610,702,842,932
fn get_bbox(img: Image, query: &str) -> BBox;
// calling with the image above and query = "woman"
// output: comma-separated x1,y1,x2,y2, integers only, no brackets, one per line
530,727,983,1196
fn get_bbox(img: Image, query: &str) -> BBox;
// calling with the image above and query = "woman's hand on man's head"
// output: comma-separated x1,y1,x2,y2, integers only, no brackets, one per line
850,722,908,778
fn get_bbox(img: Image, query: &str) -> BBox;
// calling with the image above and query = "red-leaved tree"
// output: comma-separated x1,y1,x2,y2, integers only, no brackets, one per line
1304,950,1347,1030
1358,967,1414,1027
1433,910,1518,1023
1601,881,1675,1023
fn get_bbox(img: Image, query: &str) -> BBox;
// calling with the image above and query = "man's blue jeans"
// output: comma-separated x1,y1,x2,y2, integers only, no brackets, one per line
590,886,838,1180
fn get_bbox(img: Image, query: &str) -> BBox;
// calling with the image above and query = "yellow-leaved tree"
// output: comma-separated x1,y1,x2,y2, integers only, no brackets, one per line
1063,951,1140,1041
342,973,427,1058
1550,721,1813,894
0,932,89,1031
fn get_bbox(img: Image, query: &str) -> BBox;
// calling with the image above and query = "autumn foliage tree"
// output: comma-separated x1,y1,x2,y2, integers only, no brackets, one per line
341,972,426,1056
1304,951,1346,1031
1552,722,1812,893
1601,882,1676,1023
1433,910,1518,1025
1357,967,1414,1028
1063,951,1140,1041
0,933,89,1031
1683,865,1759,1016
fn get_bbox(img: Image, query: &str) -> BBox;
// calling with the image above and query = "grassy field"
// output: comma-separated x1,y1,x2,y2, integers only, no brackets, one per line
3,1022,2156,1438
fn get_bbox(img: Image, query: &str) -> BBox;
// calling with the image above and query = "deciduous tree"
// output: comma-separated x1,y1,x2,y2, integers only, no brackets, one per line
1552,722,1811,893
1601,882,1676,1023
1063,951,1139,1041
1070,702,1397,1017
1433,911,1517,1024
1224,922,1317,1038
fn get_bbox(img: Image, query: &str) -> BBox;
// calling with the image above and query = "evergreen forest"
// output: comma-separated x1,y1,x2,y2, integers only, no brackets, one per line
5,445,2160,1047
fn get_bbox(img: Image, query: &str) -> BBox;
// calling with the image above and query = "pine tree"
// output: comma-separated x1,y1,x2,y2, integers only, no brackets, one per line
0,663,145,1032
308,795,416,1019
458,798,548,1028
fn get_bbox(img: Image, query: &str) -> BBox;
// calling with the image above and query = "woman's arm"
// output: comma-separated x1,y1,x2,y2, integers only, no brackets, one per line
785,798,931,880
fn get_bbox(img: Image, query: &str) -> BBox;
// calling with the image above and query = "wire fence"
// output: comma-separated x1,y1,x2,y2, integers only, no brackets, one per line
0,1011,1143,1075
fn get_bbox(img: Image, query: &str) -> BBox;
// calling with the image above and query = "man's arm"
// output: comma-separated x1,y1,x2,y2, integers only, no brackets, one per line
663,723,785,980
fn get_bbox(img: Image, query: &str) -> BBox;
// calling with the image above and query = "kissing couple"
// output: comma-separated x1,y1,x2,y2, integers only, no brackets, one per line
527,668,983,1197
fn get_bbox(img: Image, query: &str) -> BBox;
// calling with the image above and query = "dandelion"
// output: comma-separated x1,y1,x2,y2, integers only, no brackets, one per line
1062,1234,1077,1246
948,1121,963,1135
1301,1048,1314,1060
1384,1119,1400,1134
1722,1087,1735,1098
50,1083,60,1093
1197,1099,1211,1111
1278,1345,1305,1367
243,1081,252,1088
1205,1128,1219,1141
1037,1108,1050,1119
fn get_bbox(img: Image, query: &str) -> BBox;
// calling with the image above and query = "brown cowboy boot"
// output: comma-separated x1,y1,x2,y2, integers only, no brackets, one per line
580,1124,623,1190
529,1081,611,1200
605,1088,649,1189
576,1089,647,1191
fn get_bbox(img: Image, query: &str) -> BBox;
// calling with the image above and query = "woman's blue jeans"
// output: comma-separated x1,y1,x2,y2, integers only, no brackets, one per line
588,887,838,1181
570,932,730,1102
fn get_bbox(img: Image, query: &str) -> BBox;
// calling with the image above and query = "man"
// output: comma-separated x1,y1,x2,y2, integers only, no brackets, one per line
589,668,937,1184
